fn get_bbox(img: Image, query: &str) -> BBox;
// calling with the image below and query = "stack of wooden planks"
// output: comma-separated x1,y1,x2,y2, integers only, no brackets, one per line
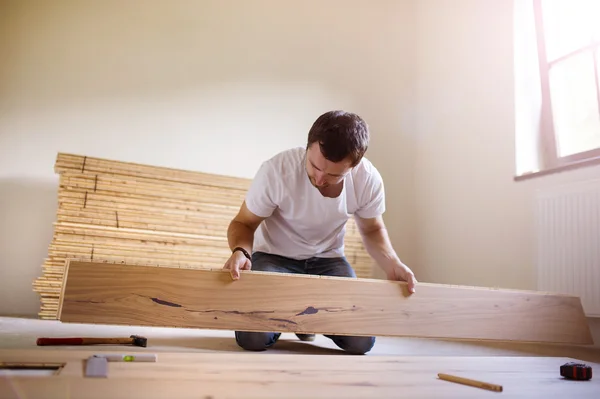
32,153,374,320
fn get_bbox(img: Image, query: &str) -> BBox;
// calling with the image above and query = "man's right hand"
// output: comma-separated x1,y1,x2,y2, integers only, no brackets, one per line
223,250,252,280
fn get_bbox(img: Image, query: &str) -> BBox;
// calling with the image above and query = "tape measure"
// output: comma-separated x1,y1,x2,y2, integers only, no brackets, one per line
560,362,592,381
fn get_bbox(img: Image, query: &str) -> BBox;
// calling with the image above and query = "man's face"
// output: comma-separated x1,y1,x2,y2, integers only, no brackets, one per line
305,143,353,188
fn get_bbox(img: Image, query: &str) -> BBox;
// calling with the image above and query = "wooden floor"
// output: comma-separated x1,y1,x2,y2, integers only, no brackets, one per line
1,316,599,398
2,348,599,398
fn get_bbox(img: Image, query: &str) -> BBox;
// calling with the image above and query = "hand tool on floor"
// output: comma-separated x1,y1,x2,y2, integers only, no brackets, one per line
94,353,157,362
560,362,592,380
437,373,503,392
84,353,157,378
85,356,108,378
37,335,147,347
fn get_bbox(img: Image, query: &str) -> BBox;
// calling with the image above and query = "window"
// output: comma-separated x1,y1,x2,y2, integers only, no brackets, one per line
515,0,600,179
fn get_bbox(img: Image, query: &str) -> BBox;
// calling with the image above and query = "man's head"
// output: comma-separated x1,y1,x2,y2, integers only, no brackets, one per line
305,110,369,188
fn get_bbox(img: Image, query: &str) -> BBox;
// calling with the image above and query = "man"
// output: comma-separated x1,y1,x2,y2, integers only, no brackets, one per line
223,110,417,355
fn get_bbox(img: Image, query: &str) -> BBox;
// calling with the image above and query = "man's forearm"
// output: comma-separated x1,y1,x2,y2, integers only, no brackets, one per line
227,220,255,254
361,226,407,275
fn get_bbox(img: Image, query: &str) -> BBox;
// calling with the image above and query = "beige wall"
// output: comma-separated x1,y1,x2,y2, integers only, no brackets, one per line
412,0,600,290
0,0,416,316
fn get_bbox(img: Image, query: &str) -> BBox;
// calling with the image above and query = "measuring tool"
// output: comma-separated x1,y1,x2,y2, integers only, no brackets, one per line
560,362,592,381
85,353,157,378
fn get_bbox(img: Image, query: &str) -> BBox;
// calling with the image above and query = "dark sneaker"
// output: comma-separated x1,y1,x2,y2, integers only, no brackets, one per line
296,333,316,342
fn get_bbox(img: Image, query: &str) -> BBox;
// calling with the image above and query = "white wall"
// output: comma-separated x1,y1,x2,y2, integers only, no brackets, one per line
413,0,600,290
0,0,417,316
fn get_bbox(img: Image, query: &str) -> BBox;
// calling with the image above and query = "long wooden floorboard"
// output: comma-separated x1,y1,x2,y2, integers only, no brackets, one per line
57,260,594,345
1,349,599,399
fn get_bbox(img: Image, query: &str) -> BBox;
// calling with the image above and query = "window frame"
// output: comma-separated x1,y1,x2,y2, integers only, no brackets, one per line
520,0,600,179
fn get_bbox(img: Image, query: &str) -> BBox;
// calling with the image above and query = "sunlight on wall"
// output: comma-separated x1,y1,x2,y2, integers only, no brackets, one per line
514,0,542,175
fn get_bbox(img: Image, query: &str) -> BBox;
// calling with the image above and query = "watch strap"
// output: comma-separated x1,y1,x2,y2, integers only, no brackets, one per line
233,247,251,261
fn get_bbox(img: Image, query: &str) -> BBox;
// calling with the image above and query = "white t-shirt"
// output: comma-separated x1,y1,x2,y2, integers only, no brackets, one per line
245,147,385,259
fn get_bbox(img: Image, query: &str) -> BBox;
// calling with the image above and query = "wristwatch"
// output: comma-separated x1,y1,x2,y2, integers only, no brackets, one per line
233,247,251,261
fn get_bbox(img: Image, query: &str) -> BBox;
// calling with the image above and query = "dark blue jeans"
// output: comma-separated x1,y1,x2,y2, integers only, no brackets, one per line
234,251,376,355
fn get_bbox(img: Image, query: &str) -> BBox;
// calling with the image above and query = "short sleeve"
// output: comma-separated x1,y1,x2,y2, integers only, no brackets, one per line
354,165,386,219
244,161,280,218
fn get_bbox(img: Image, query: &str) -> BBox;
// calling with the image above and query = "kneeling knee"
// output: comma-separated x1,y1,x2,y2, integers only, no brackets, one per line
235,332,277,351
347,336,376,355
331,336,375,355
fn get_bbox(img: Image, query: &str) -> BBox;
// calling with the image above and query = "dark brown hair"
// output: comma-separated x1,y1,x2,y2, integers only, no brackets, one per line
307,110,369,166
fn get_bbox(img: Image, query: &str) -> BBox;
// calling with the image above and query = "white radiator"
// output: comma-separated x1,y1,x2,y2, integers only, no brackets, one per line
536,179,600,317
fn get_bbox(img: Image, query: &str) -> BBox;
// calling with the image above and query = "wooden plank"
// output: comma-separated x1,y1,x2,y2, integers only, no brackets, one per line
58,260,594,345
0,349,598,399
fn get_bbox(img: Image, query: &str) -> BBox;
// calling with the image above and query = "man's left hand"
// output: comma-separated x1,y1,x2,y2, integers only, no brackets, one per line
386,264,417,294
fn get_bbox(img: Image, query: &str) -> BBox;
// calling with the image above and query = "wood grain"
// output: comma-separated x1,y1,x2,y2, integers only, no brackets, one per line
58,260,594,344
1,349,599,399
33,153,373,319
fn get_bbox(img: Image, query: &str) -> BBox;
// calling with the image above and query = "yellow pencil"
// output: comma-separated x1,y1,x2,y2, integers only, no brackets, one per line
438,373,503,392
